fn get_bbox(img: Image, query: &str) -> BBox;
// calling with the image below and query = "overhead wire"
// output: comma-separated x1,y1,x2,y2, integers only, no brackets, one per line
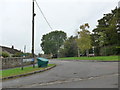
34,0,53,30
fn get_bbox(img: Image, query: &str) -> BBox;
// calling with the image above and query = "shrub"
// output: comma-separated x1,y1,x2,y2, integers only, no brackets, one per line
1,52,10,58
100,45,119,56
12,52,23,57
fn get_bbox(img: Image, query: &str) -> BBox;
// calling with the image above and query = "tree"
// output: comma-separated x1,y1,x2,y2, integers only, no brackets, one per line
41,30,67,57
59,36,78,57
77,23,92,56
92,7,120,55
93,7,120,46
90,33,100,56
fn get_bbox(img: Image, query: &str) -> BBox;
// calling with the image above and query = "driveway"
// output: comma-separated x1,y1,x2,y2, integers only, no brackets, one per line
2,59,118,88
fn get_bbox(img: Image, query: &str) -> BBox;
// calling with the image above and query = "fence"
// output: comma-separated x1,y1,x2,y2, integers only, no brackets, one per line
1,57,36,69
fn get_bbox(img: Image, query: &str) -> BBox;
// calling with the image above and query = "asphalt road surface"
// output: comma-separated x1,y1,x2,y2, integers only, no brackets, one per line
2,59,118,88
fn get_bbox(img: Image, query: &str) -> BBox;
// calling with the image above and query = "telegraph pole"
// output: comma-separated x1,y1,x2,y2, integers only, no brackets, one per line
24,45,26,54
32,0,36,68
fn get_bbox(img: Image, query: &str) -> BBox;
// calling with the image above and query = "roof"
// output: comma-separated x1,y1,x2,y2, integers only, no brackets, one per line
0,46,22,54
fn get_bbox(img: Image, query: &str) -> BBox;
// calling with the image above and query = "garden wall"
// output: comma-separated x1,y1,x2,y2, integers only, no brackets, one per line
1,57,34,69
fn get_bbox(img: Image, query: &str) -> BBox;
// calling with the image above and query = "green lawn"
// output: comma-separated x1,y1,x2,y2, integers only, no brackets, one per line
1,64,55,78
58,56,119,61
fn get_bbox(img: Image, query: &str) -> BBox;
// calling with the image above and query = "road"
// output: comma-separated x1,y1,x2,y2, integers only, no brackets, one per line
2,59,118,88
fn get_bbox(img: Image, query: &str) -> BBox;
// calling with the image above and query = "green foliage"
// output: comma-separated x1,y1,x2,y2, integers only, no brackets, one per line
12,52,23,57
77,23,92,55
59,36,78,57
0,52,10,58
41,30,67,56
92,7,120,55
59,48,66,57
99,45,119,56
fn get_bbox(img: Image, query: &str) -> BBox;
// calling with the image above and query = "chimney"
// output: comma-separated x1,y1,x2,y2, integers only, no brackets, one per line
12,45,14,49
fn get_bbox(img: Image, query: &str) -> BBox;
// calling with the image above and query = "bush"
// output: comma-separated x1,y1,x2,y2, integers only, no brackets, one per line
12,52,23,57
1,52,10,58
100,45,119,56
94,47,100,56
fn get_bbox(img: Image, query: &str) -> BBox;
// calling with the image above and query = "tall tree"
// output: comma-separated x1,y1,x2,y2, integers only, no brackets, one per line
41,30,67,57
77,23,92,56
92,7,120,55
59,36,78,57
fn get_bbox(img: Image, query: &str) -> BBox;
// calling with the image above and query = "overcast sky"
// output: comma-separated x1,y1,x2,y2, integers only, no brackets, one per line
0,0,119,54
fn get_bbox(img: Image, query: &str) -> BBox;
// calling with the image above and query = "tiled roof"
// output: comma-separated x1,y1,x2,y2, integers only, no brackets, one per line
0,46,22,54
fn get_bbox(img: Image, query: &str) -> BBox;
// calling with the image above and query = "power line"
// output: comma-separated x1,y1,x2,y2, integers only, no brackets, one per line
34,0,53,30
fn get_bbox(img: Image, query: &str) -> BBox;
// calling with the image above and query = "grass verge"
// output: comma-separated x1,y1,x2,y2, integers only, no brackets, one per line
0,64,55,79
58,56,119,61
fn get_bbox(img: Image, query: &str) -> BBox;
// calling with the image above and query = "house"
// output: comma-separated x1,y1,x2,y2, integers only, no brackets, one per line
0,46,22,57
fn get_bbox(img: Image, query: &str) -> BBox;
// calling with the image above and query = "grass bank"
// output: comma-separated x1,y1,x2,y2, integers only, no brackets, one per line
58,56,119,61
0,64,55,79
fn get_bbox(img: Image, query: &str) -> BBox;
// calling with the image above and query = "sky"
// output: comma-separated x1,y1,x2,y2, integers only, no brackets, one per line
0,0,119,54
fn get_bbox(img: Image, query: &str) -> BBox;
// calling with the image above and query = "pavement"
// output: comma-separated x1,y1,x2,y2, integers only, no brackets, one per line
2,59,119,88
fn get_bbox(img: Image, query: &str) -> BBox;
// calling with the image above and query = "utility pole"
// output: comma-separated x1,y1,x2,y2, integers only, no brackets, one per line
32,0,36,68
77,30,80,57
24,45,26,53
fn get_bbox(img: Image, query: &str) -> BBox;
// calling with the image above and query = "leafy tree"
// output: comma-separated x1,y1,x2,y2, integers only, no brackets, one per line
92,7,120,55
41,30,67,57
59,36,78,57
77,23,92,56
93,7,120,55
90,33,100,56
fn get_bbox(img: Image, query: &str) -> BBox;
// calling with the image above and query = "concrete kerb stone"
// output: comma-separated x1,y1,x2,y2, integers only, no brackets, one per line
2,65,56,80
